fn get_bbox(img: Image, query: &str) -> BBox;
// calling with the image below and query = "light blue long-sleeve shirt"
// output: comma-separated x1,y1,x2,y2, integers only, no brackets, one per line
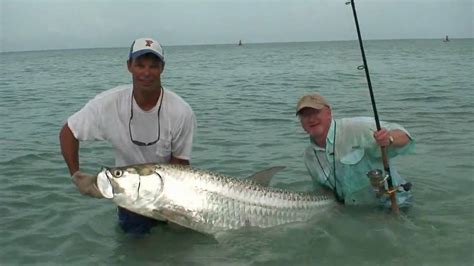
303,117,415,207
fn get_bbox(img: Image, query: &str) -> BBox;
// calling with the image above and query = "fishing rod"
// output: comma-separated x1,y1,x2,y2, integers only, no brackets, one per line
345,0,400,213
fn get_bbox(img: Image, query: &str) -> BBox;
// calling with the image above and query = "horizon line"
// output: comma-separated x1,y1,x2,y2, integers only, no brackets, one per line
1,37,472,54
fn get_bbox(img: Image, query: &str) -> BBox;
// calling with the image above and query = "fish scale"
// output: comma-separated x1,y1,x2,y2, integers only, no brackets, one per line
97,163,336,235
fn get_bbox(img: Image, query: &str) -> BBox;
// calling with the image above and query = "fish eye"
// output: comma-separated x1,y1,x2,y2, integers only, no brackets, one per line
113,169,123,177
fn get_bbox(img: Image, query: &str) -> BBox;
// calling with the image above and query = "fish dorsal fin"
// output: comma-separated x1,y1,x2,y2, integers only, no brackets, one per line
246,166,286,187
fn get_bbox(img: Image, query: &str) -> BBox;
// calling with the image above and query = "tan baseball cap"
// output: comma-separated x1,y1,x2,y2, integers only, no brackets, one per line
296,93,330,114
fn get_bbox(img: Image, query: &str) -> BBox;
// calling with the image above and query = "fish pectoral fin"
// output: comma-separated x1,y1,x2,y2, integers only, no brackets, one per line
152,207,194,226
246,166,286,187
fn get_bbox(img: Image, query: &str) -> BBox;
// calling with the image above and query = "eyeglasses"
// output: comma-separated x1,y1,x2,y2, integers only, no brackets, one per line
129,90,164,146
298,107,329,119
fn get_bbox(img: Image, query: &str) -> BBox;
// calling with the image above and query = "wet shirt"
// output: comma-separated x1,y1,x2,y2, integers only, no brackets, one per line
303,117,414,207
68,85,196,167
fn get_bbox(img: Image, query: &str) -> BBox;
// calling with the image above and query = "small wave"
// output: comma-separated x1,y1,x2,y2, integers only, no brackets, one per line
242,117,293,123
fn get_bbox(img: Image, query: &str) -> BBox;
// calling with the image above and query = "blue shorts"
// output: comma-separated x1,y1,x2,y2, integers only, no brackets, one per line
117,207,165,234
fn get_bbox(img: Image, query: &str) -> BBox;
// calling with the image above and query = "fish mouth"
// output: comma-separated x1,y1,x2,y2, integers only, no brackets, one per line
97,168,114,199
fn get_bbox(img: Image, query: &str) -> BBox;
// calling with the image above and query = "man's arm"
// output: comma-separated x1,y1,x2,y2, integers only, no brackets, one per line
59,123,79,175
170,155,190,165
59,123,102,198
373,128,410,148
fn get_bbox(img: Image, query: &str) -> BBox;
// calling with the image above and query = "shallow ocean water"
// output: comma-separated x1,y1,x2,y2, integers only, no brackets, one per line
0,39,473,265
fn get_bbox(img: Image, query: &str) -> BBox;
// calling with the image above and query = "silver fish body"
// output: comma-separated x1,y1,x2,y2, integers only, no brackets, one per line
97,164,335,235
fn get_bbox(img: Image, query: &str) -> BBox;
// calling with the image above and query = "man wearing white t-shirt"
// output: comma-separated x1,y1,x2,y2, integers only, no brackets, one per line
59,37,197,234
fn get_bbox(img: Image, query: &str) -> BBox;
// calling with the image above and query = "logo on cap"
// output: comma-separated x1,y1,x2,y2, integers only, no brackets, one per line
145,40,153,47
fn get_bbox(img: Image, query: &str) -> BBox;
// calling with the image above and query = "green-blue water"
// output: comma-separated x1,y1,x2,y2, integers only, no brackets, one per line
1,39,473,265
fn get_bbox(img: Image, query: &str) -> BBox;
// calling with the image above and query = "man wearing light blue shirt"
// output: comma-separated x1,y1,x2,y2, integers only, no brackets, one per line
297,93,414,208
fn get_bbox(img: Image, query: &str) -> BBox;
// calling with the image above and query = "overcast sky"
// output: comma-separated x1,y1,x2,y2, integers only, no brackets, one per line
1,0,472,52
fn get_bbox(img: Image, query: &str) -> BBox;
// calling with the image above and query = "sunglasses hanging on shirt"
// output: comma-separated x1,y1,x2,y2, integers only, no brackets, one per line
128,89,164,146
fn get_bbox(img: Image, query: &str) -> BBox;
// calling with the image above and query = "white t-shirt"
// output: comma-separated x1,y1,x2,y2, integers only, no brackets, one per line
68,85,196,167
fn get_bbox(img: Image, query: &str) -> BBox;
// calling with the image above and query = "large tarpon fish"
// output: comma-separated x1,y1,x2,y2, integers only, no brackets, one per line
96,163,336,235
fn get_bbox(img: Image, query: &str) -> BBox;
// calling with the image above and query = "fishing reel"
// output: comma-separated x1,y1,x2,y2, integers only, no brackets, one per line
367,169,394,198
